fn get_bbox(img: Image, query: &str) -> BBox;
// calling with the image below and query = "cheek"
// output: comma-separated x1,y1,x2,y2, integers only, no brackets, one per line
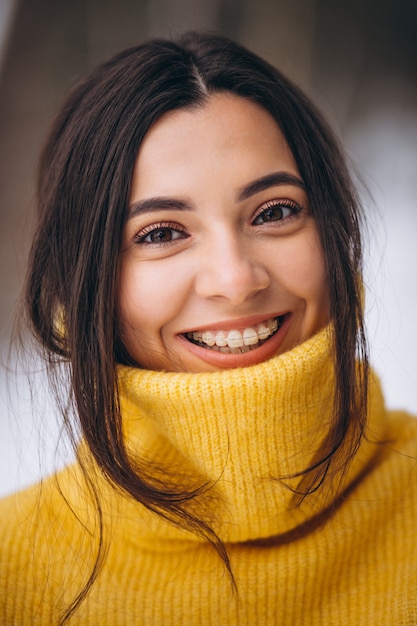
296,239,330,323
117,258,192,332
273,232,328,300
299,252,328,300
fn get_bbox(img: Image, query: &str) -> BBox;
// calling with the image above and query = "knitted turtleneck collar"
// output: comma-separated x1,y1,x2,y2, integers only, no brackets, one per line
105,326,386,545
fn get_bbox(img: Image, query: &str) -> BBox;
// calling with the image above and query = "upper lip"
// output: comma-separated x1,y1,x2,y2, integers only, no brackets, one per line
179,312,289,334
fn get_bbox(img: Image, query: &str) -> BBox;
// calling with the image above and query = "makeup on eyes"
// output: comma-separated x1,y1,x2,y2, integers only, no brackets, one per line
126,185,308,251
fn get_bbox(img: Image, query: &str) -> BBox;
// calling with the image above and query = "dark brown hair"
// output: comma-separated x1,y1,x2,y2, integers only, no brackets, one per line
25,31,368,622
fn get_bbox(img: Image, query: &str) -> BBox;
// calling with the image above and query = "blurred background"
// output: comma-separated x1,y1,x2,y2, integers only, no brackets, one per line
0,0,416,496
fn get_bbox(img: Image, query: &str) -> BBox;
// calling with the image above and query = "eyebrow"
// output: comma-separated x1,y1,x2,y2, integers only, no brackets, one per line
127,198,192,219
237,171,306,201
127,171,306,219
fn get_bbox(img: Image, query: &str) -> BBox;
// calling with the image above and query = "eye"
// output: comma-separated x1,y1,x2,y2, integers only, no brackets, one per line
252,200,301,226
134,223,188,245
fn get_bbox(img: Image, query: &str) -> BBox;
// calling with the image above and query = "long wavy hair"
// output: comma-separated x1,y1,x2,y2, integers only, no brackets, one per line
24,31,368,622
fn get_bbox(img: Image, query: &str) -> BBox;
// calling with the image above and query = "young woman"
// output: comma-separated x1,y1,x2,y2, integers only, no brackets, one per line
1,32,416,625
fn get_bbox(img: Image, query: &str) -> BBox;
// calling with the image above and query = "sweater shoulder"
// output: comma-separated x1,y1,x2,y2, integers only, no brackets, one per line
0,465,78,534
0,465,97,624
384,408,417,450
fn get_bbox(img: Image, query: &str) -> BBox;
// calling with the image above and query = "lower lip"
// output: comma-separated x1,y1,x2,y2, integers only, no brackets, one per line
177,314,292,369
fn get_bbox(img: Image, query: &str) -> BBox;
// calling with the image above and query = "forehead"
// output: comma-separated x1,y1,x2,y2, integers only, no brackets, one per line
131,93,300,199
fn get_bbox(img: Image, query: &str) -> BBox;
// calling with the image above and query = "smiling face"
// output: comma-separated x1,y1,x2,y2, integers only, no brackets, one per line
117,93,330,372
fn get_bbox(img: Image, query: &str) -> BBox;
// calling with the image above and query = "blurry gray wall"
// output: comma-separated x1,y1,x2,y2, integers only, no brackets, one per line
1,0,416,495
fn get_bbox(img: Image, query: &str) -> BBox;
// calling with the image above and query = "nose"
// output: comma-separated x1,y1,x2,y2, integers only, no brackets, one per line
194,236,270,305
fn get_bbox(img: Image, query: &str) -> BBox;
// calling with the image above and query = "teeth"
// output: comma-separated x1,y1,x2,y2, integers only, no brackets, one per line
267,318,278,332
215,331,228,347
202,330,216,346
243,327,258,346
227,330,243,348
188,317,282,351
256,322,270,340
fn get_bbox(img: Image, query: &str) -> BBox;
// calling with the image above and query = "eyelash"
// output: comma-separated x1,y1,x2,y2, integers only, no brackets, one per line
251,199,302,226
133,222,188,245
133,199,303,246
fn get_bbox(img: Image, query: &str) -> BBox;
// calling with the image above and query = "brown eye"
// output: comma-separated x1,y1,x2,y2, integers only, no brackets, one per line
148,228,175,243
135,224,188,245
252,202,297,225
260,206,284,222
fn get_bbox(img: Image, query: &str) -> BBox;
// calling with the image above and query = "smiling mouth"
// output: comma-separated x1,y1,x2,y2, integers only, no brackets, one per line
184,316,285,354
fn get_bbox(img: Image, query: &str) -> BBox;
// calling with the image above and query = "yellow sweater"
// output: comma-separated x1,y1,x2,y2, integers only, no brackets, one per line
1,328,417,624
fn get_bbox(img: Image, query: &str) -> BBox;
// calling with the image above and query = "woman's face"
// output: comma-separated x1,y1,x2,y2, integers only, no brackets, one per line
118,93,330,372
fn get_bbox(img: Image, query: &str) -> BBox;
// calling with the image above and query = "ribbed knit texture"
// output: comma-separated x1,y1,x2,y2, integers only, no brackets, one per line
1,327,417,624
